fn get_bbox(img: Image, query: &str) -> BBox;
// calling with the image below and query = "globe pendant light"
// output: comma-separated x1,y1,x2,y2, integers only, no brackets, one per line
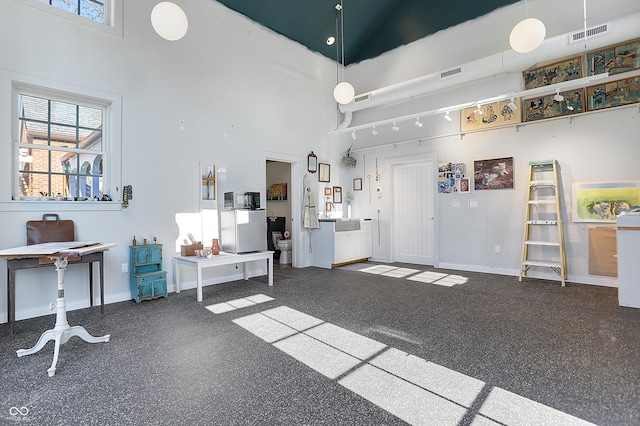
151,2,188,41
333,2,355,105
334,82,355,105
509,0,546,53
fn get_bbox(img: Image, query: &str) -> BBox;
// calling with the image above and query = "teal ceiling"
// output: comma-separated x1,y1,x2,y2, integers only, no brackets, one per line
215,0,520,65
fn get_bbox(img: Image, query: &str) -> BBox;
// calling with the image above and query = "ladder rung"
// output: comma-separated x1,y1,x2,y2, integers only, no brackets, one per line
525,240,560,246
530,180,556,187
522,260,563,268
526,220,558,225
529,160,557,166
528,200,556,204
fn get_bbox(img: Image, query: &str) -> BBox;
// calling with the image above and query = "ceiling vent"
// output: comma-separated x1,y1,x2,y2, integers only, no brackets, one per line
569,23,610,44
354,93,371,103
440,67,463,79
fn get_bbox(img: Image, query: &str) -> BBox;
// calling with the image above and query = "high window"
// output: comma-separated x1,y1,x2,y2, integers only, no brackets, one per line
16,90,107,200
38,0,105,23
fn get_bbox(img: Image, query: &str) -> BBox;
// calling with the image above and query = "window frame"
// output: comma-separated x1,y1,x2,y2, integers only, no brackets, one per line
0,70,122,212
16,0,123,38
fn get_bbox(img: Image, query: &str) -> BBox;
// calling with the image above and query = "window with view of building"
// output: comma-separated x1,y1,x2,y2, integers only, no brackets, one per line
39,0,105,23
17,94,106,200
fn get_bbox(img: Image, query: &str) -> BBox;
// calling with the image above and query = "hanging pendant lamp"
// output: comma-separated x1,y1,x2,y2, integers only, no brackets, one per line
151,2,188,41
509,0,546,53
333,2,355,105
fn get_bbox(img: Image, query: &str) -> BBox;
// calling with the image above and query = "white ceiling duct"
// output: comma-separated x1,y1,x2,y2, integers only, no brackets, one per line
338,12,640,121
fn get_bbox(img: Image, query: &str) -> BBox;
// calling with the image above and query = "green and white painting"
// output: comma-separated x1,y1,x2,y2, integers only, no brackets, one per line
572,181,640,222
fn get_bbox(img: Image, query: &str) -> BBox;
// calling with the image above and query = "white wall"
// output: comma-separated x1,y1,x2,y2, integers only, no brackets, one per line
339,1,640,286
1,0,639,324
0,0,338,322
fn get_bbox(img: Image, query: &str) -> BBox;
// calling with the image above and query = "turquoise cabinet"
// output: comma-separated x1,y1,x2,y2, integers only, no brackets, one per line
129,244,167,303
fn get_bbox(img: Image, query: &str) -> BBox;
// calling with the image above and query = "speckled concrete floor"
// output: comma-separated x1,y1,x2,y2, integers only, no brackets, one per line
1,263,639,425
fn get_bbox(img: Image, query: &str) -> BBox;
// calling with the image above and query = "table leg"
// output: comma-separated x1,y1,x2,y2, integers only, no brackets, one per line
8,266,15,335
99,254,104,315
196,263,203,302
174,258,181,294
16,256,110,377
268,254,273,286
88,262,94,307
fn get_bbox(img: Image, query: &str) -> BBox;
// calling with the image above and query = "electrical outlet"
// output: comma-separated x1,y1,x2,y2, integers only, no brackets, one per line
494,245,501,254
121,263,128,273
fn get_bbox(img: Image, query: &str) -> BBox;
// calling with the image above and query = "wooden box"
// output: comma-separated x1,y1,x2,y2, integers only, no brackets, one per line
180,244,203,256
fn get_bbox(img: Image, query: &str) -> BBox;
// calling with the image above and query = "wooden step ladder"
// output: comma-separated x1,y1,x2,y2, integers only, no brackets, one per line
519,160,567,286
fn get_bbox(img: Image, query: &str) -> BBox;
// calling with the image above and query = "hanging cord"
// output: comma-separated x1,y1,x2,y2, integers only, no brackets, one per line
377,209,381,245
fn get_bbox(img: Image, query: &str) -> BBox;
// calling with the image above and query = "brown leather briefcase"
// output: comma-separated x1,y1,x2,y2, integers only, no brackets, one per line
26,214,75,245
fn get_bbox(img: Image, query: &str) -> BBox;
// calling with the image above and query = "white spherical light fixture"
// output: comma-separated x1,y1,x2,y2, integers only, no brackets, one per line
151,2,188,41
509,17,546,53
333,81,355,105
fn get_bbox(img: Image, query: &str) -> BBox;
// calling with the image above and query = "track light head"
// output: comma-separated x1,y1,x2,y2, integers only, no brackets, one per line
508,99,518,112
351,130,357,140
475,105,484,116
391,122,400,131
371,126,378,136
414,117,423,128
326,36,335,45
553,90,564,102
444,111,452,122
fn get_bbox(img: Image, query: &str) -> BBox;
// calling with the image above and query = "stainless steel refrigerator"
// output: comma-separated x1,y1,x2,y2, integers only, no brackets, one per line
220,209,267,253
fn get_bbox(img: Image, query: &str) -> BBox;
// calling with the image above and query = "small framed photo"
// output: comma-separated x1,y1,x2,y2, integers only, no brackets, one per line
319,163,330,182
324,187,332,196
333,186,342,204
459,177,470,193
353,178,363,191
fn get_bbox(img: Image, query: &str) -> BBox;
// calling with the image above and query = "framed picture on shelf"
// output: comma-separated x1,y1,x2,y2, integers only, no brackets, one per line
523,89,584,122
324,187,332,196
333,186,342,203
587,38,640,76
307,151,317,173
523,56,582,90
353,178,363,191
319,163,330,182
586,76,640,111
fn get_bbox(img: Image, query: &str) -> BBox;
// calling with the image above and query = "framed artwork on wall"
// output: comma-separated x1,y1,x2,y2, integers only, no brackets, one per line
333,186,342,204
324,187,332,196
572,181,640,222
266,183,287,201
307,151,317,173
523,56,582,90
587,38,640,76
353,178,363,191
586,76,640,111
473,157,514,190
319,163,330,182
460,98,522,133
523,89,584,122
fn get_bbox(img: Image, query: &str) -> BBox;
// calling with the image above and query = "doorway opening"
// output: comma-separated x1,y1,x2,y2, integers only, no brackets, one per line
266,160,293,266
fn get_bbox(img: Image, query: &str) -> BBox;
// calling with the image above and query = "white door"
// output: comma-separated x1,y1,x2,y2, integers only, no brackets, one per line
392,161,435,265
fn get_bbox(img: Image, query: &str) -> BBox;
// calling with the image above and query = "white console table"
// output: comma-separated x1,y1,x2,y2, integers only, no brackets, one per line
173,251,274,302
